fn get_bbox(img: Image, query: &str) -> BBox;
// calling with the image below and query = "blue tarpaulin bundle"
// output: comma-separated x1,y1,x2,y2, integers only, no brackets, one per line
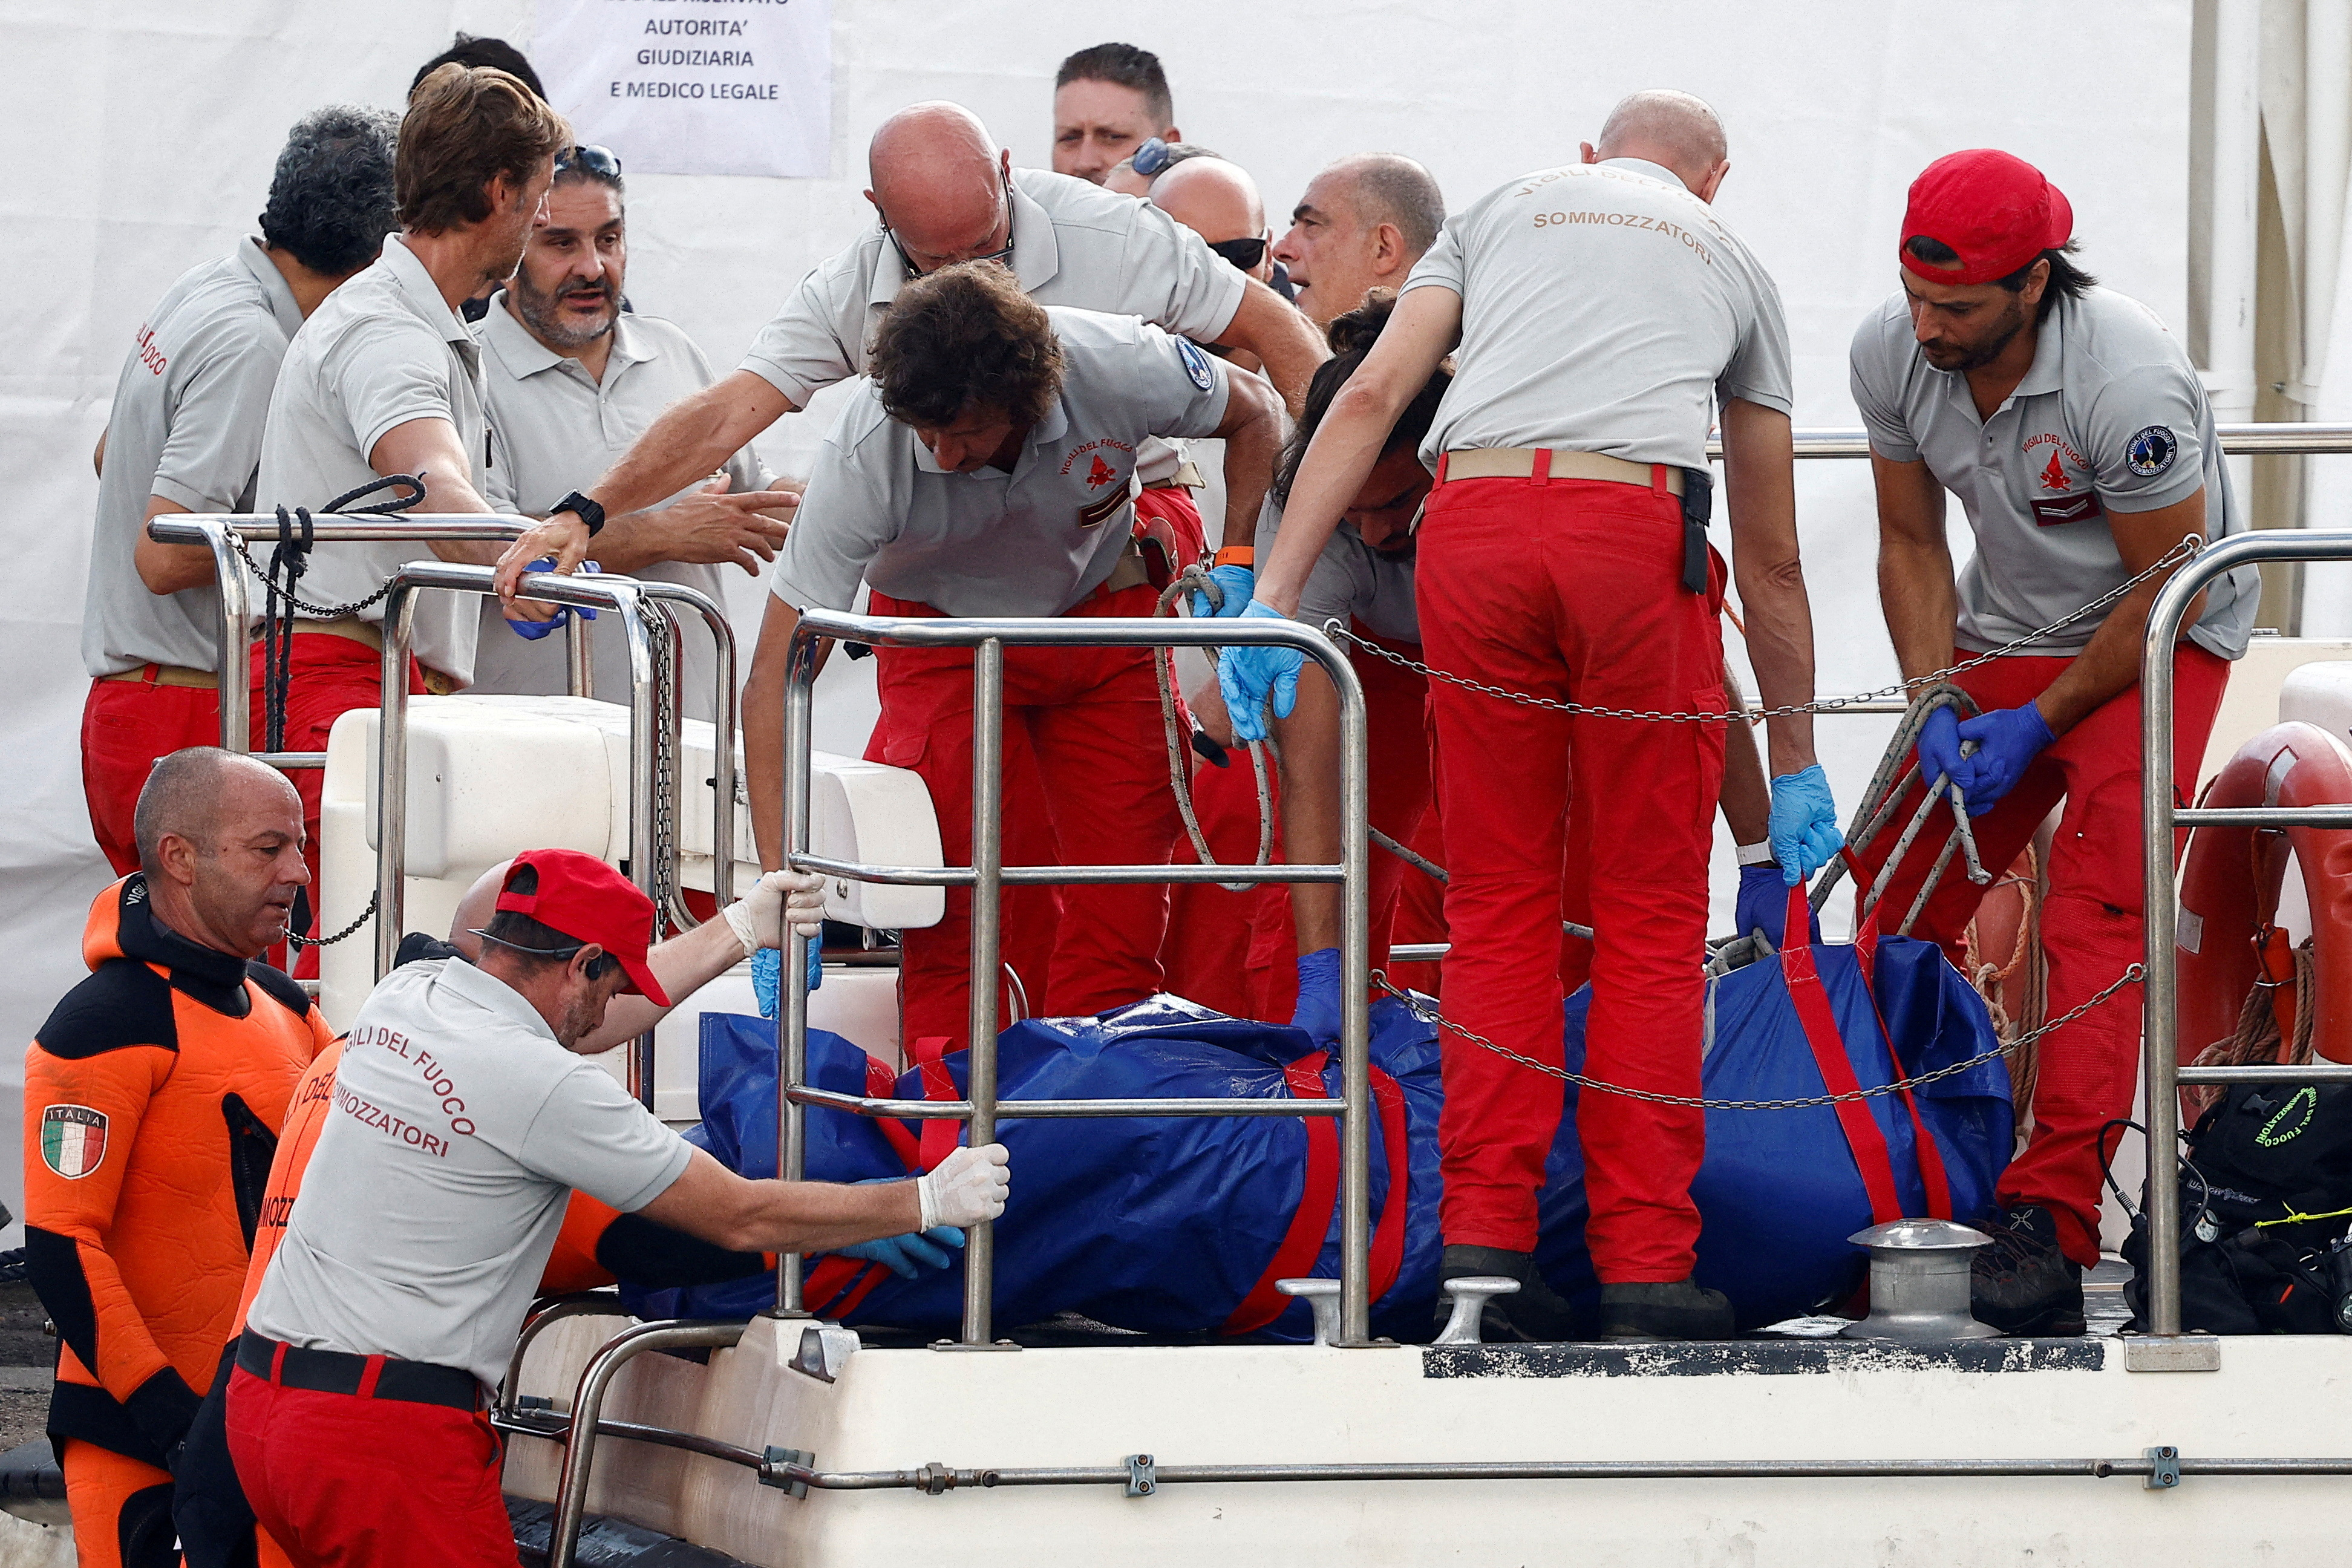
625,927,2011,1339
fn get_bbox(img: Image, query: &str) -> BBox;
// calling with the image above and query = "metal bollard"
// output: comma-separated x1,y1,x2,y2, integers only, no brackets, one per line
1840,1220,1999,1342
1276,1279,1343,1347
1432,1276,1521,1345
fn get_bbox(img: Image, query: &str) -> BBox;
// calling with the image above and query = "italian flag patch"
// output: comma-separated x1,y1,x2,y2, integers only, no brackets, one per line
39,1105,107,1180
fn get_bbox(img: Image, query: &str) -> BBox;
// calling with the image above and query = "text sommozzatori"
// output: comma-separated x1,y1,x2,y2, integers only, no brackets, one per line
345,1024,479,1157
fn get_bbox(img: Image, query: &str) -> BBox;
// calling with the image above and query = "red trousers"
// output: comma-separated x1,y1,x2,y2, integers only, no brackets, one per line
81,672,223,875
1163,630,1437,1019
1848,645,2230,1267
1416,474,1725,1279
225,1366,515,1567
866,586,1183,1051
252,635,425,969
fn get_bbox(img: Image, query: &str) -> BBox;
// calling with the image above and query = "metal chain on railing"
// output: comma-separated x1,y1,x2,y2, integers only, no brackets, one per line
1372,962,2145,1109
288,888,379,949
232,535,405,619
1327,535,2204,723
648,602,682,929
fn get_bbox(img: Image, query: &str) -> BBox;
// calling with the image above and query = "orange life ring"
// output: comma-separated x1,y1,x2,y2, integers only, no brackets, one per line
2175,722,2352,1103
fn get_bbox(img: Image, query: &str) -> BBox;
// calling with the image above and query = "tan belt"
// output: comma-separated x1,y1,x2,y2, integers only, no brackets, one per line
102,662,218,690
253,619,462,696
1100,538,1154,595
1142,459,1207,491
1437,447,1685,497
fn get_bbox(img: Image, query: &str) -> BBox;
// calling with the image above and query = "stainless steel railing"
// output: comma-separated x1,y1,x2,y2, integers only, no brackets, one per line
375,561,737,1107
141,514,593,763
2136,529,2352,1360
776,607,1376,1347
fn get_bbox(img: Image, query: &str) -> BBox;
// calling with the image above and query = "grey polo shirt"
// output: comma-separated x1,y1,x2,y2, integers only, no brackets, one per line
82,240,304,678
739,167,1247,408
1850,286,2258,660
471,298,771,719
1403,158,1792,471
768,308,1230,617
244,956,692,1388
258,234,491,683
1253,496,1419,643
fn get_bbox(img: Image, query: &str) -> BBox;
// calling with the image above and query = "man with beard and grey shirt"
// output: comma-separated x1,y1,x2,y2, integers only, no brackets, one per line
79,106,397,875
471,146,794,716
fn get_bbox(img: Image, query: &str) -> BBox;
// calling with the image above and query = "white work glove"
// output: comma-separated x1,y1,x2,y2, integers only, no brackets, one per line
721,869,826,958
916,1143,1011,1229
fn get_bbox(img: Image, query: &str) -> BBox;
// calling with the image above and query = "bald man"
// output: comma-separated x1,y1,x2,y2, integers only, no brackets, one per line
25,748,335,1568
1152,158,1275,284
1233,90,1835,1342
1273,154,1448,328
492,100,1328,598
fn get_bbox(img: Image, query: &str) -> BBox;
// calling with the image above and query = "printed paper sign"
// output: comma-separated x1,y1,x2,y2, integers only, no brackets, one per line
532,0,832,178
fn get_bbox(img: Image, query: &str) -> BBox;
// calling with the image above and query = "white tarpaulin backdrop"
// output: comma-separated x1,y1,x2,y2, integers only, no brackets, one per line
1,0,2195,1238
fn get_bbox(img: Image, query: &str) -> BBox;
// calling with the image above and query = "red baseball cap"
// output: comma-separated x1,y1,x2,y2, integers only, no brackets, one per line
1900,149,2073,287
495,849,670,1006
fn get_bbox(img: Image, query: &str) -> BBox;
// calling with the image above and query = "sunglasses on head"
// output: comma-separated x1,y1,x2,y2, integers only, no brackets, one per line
555,145,623,178
1207,236,1269,271
1131,136,1175,178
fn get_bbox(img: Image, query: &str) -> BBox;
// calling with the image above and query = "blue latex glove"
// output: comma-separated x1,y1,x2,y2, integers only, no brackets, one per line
1735,863,1821,950
833,1184,966,1279
1191,563,1255,619
750,943,823,1021
1292,947,1342,1047
505,558,601,639
1915,705,1970,796
1766,764,1844,886
1216,601,1304,744
1953,702,2054,815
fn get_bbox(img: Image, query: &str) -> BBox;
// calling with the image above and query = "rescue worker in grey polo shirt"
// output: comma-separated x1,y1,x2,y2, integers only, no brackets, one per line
229,848,1008,1561
1847,149,2258,1336
471,145,795,716
741,264,1282,1055
1230,91,1838,1342
79,106,397,877
255,65,570,953
490,98,1328,601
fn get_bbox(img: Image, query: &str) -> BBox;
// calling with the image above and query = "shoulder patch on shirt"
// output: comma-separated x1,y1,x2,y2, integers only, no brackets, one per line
1077,486,1128,529
2126,425,2178,478
39,1106,108,1180
1175,336,1216,393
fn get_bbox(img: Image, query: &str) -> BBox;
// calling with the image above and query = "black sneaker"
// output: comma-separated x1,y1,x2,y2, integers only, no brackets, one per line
1970,1204,2086,1336
1435,1245,1581,1342
1597,1278,1734,1341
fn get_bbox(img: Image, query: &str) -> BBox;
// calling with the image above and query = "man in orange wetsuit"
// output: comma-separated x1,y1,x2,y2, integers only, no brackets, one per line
24,748,335,1568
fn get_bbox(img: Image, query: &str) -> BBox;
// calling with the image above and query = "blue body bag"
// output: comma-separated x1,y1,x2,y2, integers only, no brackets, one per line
627,930,2010,1339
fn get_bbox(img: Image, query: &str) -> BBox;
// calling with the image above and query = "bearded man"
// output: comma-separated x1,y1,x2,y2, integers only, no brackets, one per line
469,142,798,713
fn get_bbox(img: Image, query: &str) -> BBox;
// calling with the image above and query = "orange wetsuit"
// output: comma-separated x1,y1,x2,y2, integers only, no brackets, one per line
24,875,332,1568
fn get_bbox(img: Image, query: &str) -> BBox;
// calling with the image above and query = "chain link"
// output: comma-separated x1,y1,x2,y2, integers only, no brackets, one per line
289,889,379,949
1372,962,2145,1109
650,603,681,926
1329,535,2203,722
233,535,400,620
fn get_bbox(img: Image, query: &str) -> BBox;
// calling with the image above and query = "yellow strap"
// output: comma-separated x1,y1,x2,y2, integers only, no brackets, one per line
2253,1204,2352,1229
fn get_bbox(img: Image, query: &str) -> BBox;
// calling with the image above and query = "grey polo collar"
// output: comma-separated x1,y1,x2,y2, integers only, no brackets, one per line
234,237,305,339
480,290,655,382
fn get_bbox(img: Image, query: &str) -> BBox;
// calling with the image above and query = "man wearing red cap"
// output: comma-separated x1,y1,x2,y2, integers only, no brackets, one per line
1849,149,2259,1335
226,848,1011,1563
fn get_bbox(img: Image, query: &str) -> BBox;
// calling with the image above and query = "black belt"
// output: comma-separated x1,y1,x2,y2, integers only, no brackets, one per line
237,1330,482,1411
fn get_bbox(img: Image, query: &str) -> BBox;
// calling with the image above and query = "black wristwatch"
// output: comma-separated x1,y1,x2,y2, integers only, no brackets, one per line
555,489,607,538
